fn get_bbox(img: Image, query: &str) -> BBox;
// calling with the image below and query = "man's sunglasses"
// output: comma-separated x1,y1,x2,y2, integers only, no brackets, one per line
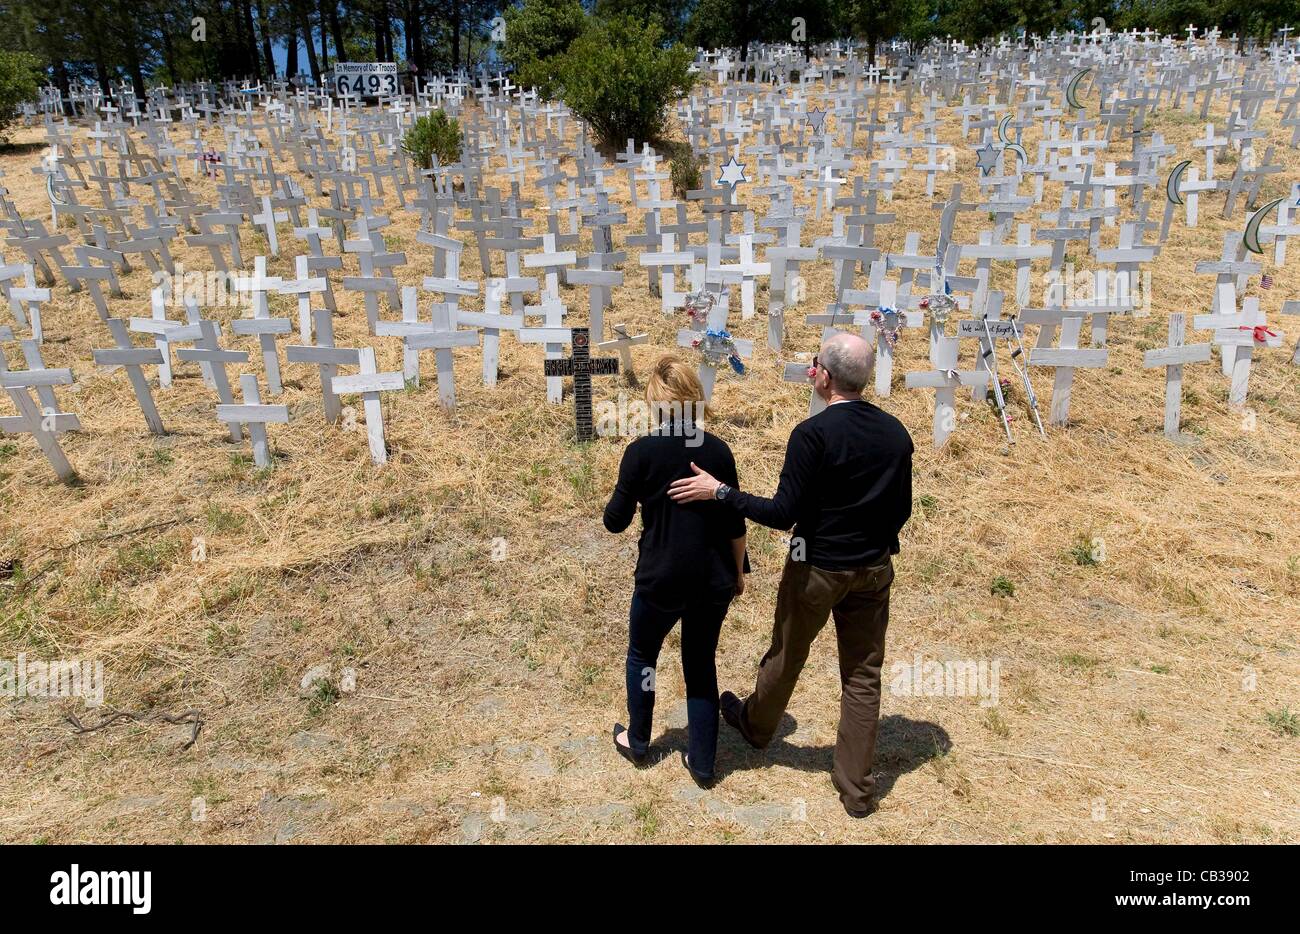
807,355,832,381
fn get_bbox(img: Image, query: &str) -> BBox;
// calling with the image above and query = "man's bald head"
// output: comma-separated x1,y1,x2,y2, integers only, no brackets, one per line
819,332,875,395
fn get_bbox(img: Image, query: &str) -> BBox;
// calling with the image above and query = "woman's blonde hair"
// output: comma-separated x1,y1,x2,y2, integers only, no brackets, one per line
645,355,709,424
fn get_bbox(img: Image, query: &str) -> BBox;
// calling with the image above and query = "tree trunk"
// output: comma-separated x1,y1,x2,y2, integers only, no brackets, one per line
158,12,178,84
381,1,394,61
404,1,415,65
737,0,750,62
53,60,72,116
451,0,461,70
286,19,300,80
328,1,346,64
301,7,322,81
256,0,276,77
239,0,262,78
413,0,425,74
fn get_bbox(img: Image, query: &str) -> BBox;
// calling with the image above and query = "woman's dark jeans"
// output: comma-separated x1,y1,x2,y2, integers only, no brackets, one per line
624,590,730,779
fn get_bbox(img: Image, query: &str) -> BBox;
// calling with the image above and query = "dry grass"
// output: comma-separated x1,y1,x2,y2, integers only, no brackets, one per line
0,73,1298,844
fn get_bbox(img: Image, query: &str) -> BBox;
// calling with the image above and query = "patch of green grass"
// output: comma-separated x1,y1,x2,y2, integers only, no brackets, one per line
566,458,595,501
1148,663,1171,674
1060,652,1099,671
364,495,422,521
205,503,245,534
307,678,340,717
635,802,658,840
115,539,180,580
916,493,938,517
204,620,241,654
1131,708,1149,726
0,442,21,460
1264,707,1298,737
990,576,1015,598
81,581,128,623
983,708,1010,738
1069,535,1101,566
200,574,258,614
0,601,57,654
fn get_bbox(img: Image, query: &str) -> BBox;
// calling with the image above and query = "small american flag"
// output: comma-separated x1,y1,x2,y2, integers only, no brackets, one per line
1261,273,1274,290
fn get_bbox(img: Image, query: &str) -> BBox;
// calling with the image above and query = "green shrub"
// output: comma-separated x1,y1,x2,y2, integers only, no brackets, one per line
402,110,462,170
502,0,589,99
669,148,701,198
556,15,696,147
0,51,40,143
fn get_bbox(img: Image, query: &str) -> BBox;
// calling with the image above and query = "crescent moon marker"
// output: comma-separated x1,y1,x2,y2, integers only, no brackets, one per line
1007,143,1027,164
997,114,1013,144
1166,160,1191,206
1066,68,1091,110
1243,198,1284,255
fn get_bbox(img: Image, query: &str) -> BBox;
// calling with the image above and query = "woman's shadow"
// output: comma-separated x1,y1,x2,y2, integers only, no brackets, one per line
655,713,951,801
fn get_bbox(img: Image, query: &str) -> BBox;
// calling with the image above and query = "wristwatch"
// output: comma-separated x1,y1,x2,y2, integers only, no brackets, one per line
715,483,732,501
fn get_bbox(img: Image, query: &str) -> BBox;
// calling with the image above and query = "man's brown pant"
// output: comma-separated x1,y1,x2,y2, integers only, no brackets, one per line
740,555,894,815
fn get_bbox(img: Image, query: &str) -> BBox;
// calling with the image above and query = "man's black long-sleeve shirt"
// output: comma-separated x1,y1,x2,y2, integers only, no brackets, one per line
726,399,914,569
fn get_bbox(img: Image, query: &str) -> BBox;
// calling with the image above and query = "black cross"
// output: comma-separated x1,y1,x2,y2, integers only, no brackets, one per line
544,327,619,441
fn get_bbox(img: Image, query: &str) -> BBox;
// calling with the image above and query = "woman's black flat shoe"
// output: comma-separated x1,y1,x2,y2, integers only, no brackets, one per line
613,723,648,767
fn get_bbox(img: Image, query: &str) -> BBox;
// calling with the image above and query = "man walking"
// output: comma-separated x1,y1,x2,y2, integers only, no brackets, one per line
668,332,914,817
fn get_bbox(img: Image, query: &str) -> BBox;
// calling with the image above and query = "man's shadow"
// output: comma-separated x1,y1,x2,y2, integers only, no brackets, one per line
655,713,951,801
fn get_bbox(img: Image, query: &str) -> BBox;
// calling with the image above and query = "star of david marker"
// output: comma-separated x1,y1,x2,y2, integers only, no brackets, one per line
975,143,999,176
806,108,827,134
718,156,748,190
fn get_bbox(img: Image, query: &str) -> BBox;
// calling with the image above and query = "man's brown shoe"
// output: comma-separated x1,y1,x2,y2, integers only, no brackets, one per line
719,691,764,749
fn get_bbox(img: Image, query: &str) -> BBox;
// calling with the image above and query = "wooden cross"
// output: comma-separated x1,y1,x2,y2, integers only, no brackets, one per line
904,336,989,448
1282,300,1300,365
286,309,359,424
252,195,289,256
638,233,694,313
455,278,524,388
1,264,50,343
0,347,80,482
1195,234,1260,377
174,320,248,442
710,233,770,320
331,346,404,465
675,288,750,402
92,318,166,435
277,255,328,342
782,360,827,417
540,327,619,442
1142,312,1211,440
216,375,288,469
1028,316,1108,426
1197,298,1283,408
231,256,289,393
867,279,921,398
519,299,569,404
523,232,576,303
397,286,479,410
597,324,648,386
